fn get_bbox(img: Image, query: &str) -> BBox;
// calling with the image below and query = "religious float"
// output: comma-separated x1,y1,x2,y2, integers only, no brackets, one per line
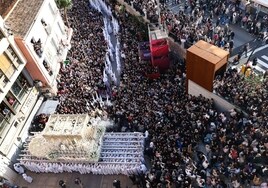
19,113,145,175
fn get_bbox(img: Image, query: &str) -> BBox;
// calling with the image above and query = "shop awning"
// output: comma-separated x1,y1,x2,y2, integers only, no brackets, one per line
253,0,268,8
36,99,59,115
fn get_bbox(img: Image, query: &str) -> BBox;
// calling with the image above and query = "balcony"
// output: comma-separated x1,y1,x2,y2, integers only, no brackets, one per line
41,19,52,35
30,38,43,58
43,60,53,76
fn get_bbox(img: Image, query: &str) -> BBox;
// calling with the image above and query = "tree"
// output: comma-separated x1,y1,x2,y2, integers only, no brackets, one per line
55,0,72,28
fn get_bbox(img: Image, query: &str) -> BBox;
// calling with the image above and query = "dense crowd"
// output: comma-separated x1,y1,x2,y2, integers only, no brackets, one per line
112,16,268,186
56,0,107,114
124,0,268,53
53,0,268,187
161,0,236,51
124,0,159,23
214,67,268,127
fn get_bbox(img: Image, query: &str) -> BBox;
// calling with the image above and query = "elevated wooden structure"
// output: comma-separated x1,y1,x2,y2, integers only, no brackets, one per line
186,40,229,92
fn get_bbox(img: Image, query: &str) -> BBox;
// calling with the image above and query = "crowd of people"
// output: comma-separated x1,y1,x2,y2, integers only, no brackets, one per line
123,0,268,53
214,67,268,127
161,0,237,52
51,0,268,187
55,0,107,114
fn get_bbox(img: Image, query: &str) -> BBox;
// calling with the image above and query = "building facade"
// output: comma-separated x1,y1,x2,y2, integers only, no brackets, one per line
0,16,43,183
0,0,72,183
5,0,72,95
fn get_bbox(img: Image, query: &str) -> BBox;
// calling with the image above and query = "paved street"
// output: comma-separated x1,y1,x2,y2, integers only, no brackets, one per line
229,44,268,74
229,24,255,50
13,171,137,188
251,45,268,73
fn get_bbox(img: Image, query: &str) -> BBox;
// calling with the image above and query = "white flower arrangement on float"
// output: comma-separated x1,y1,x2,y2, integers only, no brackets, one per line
27,114,108,162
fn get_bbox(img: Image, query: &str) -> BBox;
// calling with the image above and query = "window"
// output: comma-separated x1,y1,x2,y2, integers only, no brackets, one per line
0,30,5,39
0,53,16,78
51,38,59,53
43,60,53,76
0,69,9,88
0,113,8,134
48,2,58,15
5,92,19,109
41,18,51,35
41,19,47,27
6,46,16,57
11,82,22,96
10,74,29,100
31,38,43,58
11,79,28,100
57,22,65,35
6,47,23,68
0,102,12,134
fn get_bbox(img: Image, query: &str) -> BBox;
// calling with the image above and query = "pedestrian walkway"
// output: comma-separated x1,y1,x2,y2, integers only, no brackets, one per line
14,171,137,188
256,55,268,73
228,44,268,74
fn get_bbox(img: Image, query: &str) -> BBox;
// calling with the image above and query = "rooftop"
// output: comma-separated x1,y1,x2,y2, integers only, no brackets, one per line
0,0,17,18
5,0,44,38
187,40,229,64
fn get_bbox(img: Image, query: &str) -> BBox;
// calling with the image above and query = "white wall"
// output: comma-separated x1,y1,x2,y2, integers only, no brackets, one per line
24,0,67,87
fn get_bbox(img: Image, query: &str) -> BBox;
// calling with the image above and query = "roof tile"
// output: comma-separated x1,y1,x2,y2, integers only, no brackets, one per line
6,0,44,38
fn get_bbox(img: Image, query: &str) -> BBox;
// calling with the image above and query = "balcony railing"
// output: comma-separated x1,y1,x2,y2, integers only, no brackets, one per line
43,60,53,76
31,38,43,58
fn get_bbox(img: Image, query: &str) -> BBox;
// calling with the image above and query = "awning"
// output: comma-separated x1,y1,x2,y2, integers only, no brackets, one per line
36,100,59,115
253,0,268,8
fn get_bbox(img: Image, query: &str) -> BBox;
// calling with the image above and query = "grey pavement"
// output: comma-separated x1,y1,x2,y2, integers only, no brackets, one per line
229,24,254,49
228,44,268,74
14,171,137,188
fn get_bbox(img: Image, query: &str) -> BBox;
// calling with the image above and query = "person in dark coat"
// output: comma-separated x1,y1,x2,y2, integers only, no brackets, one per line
59,180,66,188
230,30,235,39
113,179,121,188
243,43,249,57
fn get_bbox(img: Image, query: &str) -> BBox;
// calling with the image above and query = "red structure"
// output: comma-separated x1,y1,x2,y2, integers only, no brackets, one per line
150,38,170,70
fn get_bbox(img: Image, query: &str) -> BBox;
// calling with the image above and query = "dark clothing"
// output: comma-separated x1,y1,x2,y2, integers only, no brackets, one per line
59,180,66,188
230,31,235,39
113,180,121,188
229,40,234,49
243,44,248,57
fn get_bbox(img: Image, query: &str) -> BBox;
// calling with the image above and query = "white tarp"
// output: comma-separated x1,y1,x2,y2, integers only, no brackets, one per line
253,0,268,8
36,100,59,115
